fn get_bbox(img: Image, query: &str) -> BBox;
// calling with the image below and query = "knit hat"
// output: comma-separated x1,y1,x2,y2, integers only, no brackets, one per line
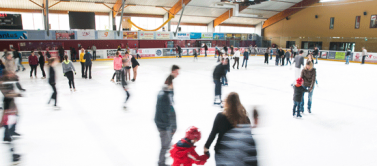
185,126,201,141
296,78,303,85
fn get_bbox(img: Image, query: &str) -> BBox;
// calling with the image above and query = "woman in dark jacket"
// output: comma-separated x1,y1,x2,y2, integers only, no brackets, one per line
83,50,92,79
38,51,46,79
48,58,59,109
204,92,253,165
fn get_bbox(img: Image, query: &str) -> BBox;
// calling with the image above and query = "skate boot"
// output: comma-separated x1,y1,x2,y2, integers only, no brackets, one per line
308,108,311,113
12,154,21,165
296,114,302,118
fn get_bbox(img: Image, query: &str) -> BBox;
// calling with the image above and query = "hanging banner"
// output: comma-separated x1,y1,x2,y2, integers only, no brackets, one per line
248,34,253,40
241,34,248,40
76,30,95,40
139,32,154,39
98,31,114,39
177,33,190,40
0,31,28,39
213,33,225,40
156,32,171,39
190,32,201,39
201,33,213,40
55,31,75,40
123,32,138,39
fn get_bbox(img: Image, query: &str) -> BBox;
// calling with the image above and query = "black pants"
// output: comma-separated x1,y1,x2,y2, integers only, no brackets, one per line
233,57,239,69
205,50,207,57
362,55,366,64
40,63,46,77
293,52,297,58
3,124,16,141
59,54,63,62
136,54,141,59
264,53,269,64
125,90,130,103
85,64,92,78
281,58,285,66
93,51,96,60
80,62,85,77
214,80,222,101
49,83,57,106
30,65,37,77
65,71,75,89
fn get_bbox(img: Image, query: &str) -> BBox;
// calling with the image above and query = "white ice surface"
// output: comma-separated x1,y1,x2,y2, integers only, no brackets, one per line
1,56,377,166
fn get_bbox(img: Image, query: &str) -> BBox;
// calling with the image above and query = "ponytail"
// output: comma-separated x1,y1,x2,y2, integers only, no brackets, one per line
64,55,68,61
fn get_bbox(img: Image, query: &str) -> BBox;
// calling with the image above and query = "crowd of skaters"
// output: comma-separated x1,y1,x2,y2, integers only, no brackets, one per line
0,42,371,165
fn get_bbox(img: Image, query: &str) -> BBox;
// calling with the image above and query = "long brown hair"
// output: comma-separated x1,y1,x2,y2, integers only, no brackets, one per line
223,92,250,127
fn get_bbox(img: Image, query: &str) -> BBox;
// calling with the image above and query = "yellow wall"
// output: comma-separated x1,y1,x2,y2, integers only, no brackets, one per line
263,0,377,51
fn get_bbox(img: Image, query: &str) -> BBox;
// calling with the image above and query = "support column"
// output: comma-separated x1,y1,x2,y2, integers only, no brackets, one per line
207,21,214,32
109,11,113,30
111,8,116,30
255,21,263,36
43,0,49,36
163,13,170,31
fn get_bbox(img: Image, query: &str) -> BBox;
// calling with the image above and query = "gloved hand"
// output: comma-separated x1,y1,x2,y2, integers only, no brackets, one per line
74,72,77,75
205,151,210,158
63,73,66,76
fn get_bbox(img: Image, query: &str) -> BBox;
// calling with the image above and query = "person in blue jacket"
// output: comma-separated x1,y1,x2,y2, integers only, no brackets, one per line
242,49,249,68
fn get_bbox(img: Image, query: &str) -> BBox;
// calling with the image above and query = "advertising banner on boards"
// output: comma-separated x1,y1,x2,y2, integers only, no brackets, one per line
139,32,154,39
176,33,190,40
320,51,328,59
123,32,138,39
55,31,75,40
201,33,213,39
76,30,95,40
213,33,225,40
190,32,201,39
137,49,162,57
156,32,171,39
0,31,28,39
328,52,336,59
98,31,114,39
335,52,345,60
353,52,377,62
107,49,126,59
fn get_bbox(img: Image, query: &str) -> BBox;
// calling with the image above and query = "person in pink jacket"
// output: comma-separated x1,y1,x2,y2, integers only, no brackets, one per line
111,51,123,82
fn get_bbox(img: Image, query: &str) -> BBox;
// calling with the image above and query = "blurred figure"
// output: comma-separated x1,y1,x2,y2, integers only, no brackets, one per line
135,47,141,59
215,45,220,58
313,47,319,64
361,47,367,64
92,45,96,61
79,48,86,78
62,55,76,91
264,47,270,64
84,50,92,79
213,58,228,106
0,70,23,143
242,48,249,68
345,48,351,65
2,49,8,58
293,45,298,58
170,126,209,166
254,45,258,56
0,70,22,164
293,50,305,80
222,56,230,86
232,48,240,69
300,61,316,113
123,52,132,81
38,51,46,79
193,48,198,61
0,59,5,77
230,45,234,58
2,53,26,91
204,92,257,166
48,58,60,109
58,46,64,62
155,65,179,166
204,43,208,57
285,49,292,66
15,49,25,72
121,59,131,109
131,54,140,82
292,78,308,118
70,47,77,62
45,48,51,58
111,51,123,83
28,51,38,78
223,46,228,56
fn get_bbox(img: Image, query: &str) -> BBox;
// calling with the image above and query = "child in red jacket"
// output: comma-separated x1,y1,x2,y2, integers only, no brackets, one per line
170,126,210,166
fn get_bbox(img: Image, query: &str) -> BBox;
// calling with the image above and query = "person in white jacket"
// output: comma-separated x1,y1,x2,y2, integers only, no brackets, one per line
361,47,367,64
293,45,298,58
232,48,241,69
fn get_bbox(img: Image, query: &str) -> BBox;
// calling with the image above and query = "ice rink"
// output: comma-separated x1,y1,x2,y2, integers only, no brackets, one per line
1,56,376,166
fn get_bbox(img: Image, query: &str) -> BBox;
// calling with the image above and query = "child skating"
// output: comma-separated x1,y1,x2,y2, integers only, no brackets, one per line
292,78,308,118
170,126,210,166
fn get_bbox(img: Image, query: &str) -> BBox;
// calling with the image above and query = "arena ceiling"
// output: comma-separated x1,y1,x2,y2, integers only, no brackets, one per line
0,0,303,26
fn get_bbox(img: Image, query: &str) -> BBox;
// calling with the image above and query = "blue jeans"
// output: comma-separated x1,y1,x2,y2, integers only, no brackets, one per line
221,70,228,85
242,59,248,68
346,56,350,64
315,55,318,64
300,86,314,112
293,101,301,116
286,58,291,65
214,80,222,97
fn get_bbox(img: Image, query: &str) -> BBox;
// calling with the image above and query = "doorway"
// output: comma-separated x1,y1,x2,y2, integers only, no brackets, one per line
286,41,296,48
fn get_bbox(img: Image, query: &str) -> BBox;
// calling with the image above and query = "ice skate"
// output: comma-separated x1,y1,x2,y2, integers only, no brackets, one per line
12,154,21,165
